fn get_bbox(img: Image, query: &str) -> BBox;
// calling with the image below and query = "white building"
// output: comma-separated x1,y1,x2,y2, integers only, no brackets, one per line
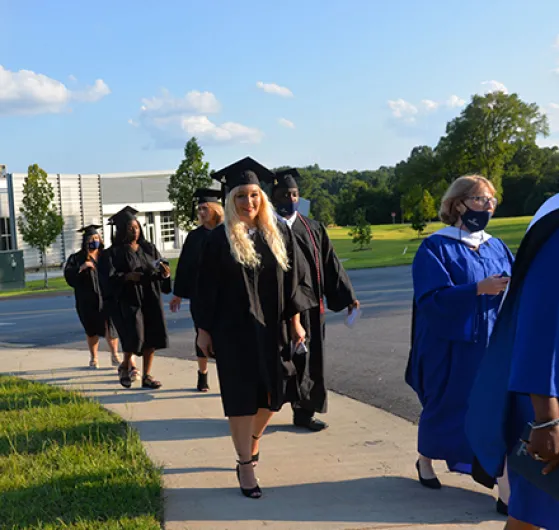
0,168,188,269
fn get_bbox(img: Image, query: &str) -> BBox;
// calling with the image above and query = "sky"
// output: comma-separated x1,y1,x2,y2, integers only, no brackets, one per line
1,0,559,175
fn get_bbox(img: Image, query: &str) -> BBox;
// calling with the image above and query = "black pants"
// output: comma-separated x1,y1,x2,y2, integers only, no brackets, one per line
292,401,314,419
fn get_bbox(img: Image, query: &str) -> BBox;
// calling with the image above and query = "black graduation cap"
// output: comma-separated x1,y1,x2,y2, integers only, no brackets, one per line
194,188,222,205
211,157,275,194
108,206,138,228
77,224,102,237
192,188,222,218
274,168,300,191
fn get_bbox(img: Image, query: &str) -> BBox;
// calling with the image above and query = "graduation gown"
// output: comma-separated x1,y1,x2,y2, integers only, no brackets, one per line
173,225,211,301
466,204,559,529
289,214,355,414
405,232,513,470
193,223,317,417
64,250,114,338
104,241,172,355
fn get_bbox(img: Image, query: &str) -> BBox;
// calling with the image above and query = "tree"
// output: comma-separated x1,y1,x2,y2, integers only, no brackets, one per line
411,208,427,238
167,137,212,230
349,209,372,250
18,164,64,288
437,92,549,198
410,190,436,238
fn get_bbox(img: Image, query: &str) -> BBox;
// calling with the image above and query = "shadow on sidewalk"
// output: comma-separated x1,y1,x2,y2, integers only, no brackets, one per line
165,475,502,525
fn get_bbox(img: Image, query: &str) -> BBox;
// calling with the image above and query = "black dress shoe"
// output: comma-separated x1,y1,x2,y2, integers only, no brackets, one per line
197,371,209,392
496,498,508,516
416,460,442,490
293,415,329,432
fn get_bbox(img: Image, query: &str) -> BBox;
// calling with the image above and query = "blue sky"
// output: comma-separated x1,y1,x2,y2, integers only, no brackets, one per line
1,0,559,175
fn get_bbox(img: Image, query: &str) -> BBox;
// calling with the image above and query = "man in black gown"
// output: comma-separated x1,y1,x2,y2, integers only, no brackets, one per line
271,169,359,431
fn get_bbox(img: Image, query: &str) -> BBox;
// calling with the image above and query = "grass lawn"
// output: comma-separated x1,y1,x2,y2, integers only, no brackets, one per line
330,216,530,269
0,376,162,529
0,216,530,298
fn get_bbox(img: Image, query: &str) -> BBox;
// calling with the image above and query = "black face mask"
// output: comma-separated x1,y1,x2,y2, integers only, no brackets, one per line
461,204,491,232
276,201,299,218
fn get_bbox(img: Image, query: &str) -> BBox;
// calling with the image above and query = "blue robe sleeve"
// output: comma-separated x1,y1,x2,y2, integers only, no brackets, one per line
413,238,479,343
509,234,559,398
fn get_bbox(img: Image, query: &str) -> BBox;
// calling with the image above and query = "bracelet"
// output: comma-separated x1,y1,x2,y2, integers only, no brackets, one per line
531,418,559,430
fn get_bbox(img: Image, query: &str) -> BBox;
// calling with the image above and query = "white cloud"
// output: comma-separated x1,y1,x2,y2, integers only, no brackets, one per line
135,88,263,148
387,99,418,122
72,79,111,102
278,117,295,129
68,74,77,82
421,99,439,111
140,88,220,115
128,118,139,127
554,35,559,48
446,94,466,108
0,65,110,115
481,80,509,94
256,81,294,98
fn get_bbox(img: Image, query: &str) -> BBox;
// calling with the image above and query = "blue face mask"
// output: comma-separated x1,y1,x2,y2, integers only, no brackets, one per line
276,201,299,218
88,240,101,250
461,204,491,233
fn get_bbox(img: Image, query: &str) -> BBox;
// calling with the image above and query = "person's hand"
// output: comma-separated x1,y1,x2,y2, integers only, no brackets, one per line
170,296,182,313
160,262,171,279
348,300,360,315
290,316,306,346
197,329,215,358
125,272,143,282
528,424,559,475
477,275,509,295
79,261,94,273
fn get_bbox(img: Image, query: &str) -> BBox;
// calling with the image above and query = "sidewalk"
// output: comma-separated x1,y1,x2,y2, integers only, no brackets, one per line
0,347,506,530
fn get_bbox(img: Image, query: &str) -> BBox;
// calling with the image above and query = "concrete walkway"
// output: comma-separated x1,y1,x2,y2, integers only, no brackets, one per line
0,347,506,530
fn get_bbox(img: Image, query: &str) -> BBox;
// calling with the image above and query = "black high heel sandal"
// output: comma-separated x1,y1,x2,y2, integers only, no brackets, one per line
416,460,442,490
236,460,262,499
251,434,261,464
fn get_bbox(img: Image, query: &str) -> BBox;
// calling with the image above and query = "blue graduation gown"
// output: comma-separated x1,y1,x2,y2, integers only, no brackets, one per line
487,232,559,527
406,234,513,470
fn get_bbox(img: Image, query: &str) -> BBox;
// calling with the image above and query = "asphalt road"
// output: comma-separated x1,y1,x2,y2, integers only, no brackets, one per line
0,267,420,422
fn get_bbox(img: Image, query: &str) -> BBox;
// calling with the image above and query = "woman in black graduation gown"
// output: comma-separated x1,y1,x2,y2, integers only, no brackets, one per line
64,224,121,369
170,188,224,392
194,157,316,499
104,206,172,389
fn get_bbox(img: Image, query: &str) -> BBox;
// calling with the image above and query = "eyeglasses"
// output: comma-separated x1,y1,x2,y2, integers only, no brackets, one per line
466,196,498,208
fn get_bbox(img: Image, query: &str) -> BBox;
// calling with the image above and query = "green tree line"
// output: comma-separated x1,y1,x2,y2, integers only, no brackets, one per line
289,91,558,226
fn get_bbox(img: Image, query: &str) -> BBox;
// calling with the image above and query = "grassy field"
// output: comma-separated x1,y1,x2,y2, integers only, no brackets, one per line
0,376,162,529
331,216,530,269
0,216,530,298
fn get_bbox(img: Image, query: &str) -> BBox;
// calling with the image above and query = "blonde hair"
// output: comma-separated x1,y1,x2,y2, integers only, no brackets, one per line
439,175,496,225
198,202,224,226
224,186,289,271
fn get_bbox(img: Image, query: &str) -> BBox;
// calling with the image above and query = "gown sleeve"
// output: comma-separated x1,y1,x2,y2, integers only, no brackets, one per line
283,226,318,320
63,253,81,288
320,223,356,312
173,235,193,299
413,238,479,343
509,233,559,398
191,230,221,331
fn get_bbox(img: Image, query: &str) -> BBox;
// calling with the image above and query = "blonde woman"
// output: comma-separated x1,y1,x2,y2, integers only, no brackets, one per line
405,175,513,512
170,188,224,392
194,157,316,499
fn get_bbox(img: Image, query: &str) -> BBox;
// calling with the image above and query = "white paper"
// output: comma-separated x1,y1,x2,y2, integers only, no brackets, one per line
344,308,362,329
